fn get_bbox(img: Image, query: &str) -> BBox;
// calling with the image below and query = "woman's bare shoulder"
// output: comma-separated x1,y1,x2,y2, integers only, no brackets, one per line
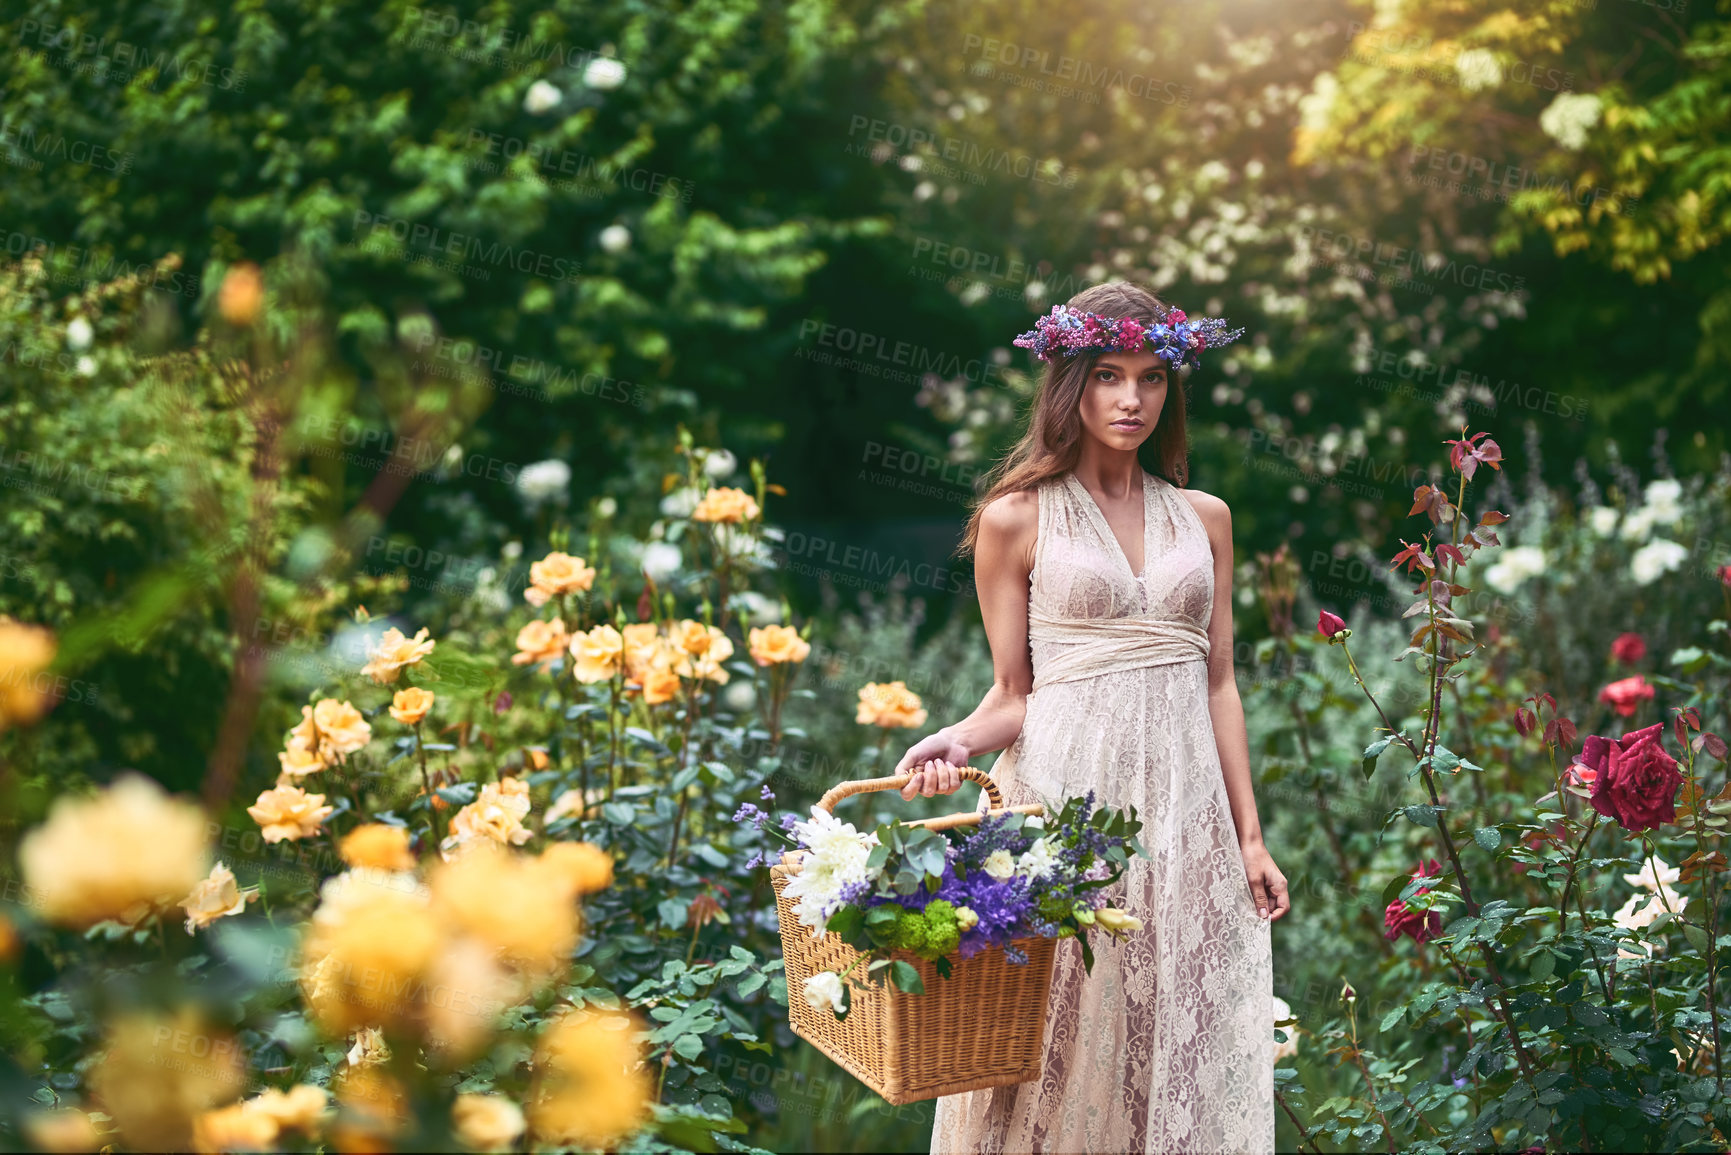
979,488,1039,533
1174,485,1231,536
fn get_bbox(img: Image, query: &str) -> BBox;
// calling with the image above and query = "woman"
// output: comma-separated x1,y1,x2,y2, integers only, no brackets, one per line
899,281,1289,1154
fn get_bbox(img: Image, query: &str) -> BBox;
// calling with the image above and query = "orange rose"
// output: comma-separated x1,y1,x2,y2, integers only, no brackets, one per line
339,824,416,871
690,486,760,524
640,667,682,704
621,623,670,679
525,552,597,608
748,624,809,666
535,842,615,898
512,618,571,671
856,681,927,729
360,627,436,684
389,687,435,725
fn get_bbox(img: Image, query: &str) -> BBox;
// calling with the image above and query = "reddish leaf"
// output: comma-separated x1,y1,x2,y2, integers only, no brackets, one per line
1514,707,1536,738
1701,733,1729,761
1434,543,1466,569
1479,510,1509,526
1391,540,1433,575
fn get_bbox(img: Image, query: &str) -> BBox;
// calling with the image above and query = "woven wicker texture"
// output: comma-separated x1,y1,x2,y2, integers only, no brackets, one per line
770,769,1059,1105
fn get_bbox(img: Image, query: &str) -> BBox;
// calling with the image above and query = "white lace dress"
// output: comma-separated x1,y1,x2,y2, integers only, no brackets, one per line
929,469,1274,1155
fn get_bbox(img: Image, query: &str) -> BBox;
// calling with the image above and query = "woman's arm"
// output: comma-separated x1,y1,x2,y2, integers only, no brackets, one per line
1186,489,1289,920
895,489,1038,799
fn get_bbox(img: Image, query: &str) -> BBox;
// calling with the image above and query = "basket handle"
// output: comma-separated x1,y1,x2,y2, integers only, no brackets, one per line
816,765,1003,817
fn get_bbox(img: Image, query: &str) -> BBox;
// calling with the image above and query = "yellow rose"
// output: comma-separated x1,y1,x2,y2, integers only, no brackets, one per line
690,486,761,524
424,938,522,1061
301,886,443,1036
621,622,670,679
360,626,436,684
749,624,809,666
304,698,371,762
570,624,624,684
535,841,615,898
247,785,334,843
855,681,927,728
0,616,57,731
528,1010,654,1149
277,739,324,781
524,552,597,607
180,861,258,934
245,1085,329,1137
544,789,591,825
20,773,211,929
90,1010,246,1151
389,686,435,725
192,1101,277,1154
430,844,580,976
511,617,570,671
640,666,683,704
446,777,533,849
21,1109,102,1153
339,824,416,871
670,622,733,683
453,1093,527,1152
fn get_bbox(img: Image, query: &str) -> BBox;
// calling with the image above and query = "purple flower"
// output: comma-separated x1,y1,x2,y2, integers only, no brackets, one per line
733,802,768,826
760,783,777,802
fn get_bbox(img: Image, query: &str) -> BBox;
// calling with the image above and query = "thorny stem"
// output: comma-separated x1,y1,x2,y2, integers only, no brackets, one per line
1441,942,1537,1084
1344,1000,1398,1153
1274,1087,1325,1154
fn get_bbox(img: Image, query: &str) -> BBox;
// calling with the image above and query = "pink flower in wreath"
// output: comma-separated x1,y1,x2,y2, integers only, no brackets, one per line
1582,722,1683,833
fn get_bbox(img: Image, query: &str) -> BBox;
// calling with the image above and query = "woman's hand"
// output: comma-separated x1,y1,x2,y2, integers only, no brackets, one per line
894,730,971,799
1240,842,1290,922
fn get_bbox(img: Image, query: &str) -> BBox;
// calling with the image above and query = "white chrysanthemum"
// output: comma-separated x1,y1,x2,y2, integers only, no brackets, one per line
1483,545,1546,594
639,541,683,583
1455,49,1502,93
598,225,631,254
523,80,562,114
1539,92,1602,151
515,459,570,506
1631,539,1688,586
802,971,846,1015
1623,854,1680,892
782,808,881,938
1641,478,1684,525
983,849,1016,880
583,56,627,90
1017,836,1061,881
1587,506,1620,537
66,317,93,351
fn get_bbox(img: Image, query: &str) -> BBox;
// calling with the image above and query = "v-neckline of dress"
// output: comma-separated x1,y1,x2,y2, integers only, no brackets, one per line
1064,470,1152,581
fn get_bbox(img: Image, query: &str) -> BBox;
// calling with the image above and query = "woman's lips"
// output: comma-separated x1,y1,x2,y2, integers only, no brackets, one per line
1110,419,1143,430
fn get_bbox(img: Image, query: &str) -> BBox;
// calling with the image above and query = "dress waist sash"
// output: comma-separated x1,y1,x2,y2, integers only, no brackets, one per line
1028,607,1210,691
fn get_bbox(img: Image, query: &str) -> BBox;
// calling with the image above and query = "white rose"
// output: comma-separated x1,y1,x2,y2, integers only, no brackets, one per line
802,971,847,1015
515,459,571,506
583,57,628,90
1454,48,1502,93
1630,539,1687,586
594,496,618,519
66,317,93,351
1587,506,1619,537
598,225,631,254
983,849,1016,880
523,80,562,114
640,542,683,583
702,448,737,479
659,487,700,518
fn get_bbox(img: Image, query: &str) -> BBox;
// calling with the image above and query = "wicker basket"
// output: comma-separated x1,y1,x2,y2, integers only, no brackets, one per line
770,767,1057,1105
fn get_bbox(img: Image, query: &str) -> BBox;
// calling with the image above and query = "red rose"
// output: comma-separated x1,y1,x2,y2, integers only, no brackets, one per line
1719,564,1731,588
1383,858,1444,944
1583,722,1683,833
1598,674,1655,718
1317,609,1347,639
1609,632,1646,666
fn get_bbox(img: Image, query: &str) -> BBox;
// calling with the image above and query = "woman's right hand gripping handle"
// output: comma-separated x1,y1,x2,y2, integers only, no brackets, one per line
895,488,1039,802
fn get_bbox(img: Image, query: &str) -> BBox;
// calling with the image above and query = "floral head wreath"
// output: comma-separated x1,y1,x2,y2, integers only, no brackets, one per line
1012,303,1245,370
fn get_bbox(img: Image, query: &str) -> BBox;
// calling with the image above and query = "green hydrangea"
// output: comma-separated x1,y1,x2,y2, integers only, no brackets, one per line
884,900,962,960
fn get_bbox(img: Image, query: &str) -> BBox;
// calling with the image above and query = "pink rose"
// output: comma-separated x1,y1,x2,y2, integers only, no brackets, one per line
1609,632,1646,666
1598,674,1655,718
1317,609,1347,639
1582,722,1683,833
1383,858,1443,944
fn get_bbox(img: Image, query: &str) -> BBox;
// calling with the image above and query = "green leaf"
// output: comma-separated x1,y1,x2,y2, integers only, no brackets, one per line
1530,950,1556,982
890,960,925,994
1473,826,1501,851
1403,804,1441,827
1429,746,1461,774
826,906,864,940
672,1033,704,1061
602,801,636,825
1684,922,1711,954
658,898,689,930
1379,1006,1404,1031
1362,734,1395,779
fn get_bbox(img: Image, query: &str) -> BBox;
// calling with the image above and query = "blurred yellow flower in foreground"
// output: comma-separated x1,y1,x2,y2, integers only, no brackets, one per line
389,686,435,725
0,615,56,731
528,1010,654,1149
691,485,760,523
525,551,597,607
446,777,533,850
20,773,211,929
21,1109,102,1153
90,1009,245,1151
246,1084,330,1137
301,883,442,1036
334,1065,408,1148
180,861,258,934
511,617,570,670
856,681,928,728
570,624,624,683
361,626,436,684
191,1101,276,1153
453,1093,527,1151
248,784,334,843
535,841,616,898
749,623,809,666
340,824,416,871
431,843,580,975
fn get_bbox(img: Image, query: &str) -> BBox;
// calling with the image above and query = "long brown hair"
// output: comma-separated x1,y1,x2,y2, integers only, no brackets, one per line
958,281,1190,557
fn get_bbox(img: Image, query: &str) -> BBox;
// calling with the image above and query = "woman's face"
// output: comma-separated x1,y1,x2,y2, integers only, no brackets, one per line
1076,349,1168,453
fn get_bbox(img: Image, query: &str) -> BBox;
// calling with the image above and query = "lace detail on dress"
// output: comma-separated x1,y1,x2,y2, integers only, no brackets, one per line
930,470,1274,1155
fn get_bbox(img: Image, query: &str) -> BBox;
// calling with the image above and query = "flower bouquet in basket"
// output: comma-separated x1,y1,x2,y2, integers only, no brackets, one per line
743,767,1150,1104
